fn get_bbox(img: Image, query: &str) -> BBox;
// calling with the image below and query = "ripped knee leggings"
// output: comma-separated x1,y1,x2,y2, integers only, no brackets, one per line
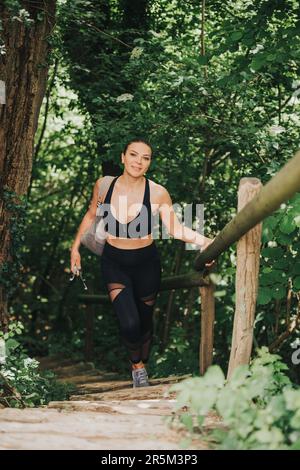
100,241,162,364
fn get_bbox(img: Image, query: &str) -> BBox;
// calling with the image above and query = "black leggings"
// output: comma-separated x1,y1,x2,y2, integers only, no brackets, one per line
101,241,162,364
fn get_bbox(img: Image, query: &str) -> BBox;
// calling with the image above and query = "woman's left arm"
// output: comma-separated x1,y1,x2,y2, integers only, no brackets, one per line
157,186,214,250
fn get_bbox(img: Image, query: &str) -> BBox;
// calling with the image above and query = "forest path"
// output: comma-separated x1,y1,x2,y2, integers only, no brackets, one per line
0,357,220,450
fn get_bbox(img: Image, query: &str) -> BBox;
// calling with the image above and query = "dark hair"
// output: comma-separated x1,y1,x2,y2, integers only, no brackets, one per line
123,139,153,158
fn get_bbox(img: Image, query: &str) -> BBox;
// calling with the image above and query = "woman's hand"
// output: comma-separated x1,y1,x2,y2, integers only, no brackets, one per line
70,248,81,276
201,237,215,251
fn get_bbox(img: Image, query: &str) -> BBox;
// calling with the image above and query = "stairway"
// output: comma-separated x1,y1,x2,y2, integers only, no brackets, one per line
0,356,220,450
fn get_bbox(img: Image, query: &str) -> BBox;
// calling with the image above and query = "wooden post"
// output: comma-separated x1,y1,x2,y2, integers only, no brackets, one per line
84,304,94,361
163,241,185,347
227,178,262,379
199,280,215,375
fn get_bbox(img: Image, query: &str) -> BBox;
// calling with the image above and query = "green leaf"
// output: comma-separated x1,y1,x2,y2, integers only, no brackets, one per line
197,415,205,427
229,364,250,385
198,55,208,65
257,287,273,305
264,215,278,230
180,413,194,433
262,226,273,242
280,215,296,234
261,247,284,259
254,427,283,444
272,286,286,300
250,56,265,71
231,31,243,41
290,440,300,450
294,215,300,227
5,338,20,351
294,277,300,290
273,259,289,270
277,232,293,245
291,264,300,276
204,365,225,387
259,270,284,286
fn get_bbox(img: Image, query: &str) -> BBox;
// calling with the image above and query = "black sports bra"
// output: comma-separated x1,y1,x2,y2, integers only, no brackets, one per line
101,175,155,238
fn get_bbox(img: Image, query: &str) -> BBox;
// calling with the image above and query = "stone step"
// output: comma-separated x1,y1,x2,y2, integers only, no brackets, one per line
73,373,192,395
47,399,177,416
49,363,97,377
56,371,120,385
0,407,214,450
70,383,178,402
36,356,76,370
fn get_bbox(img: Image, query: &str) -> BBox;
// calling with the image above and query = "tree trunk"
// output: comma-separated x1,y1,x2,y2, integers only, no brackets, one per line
0,1,56,328
162,241,184,347
199,281,215,375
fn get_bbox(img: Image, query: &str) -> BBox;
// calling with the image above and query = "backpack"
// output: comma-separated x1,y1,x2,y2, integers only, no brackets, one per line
80,175,115,255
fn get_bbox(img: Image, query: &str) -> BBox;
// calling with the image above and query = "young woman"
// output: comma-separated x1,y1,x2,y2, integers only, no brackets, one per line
70,139,214,388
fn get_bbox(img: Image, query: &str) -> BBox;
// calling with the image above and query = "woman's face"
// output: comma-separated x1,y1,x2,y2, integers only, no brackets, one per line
121,142,152,176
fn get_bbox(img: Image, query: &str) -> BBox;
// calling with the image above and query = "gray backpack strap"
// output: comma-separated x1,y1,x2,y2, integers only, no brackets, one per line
98,175,115,203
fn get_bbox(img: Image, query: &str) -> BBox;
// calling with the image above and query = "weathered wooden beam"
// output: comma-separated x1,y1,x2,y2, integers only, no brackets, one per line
84,304,95,361
194,150,300,270
227,178,263,379
199,281,215,375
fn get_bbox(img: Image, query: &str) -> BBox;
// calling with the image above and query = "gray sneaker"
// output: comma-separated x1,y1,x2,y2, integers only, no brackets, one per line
132,367,149,388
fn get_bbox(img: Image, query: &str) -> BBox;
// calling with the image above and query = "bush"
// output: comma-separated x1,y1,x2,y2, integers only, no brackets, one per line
169,347,300,450
0,322,75,408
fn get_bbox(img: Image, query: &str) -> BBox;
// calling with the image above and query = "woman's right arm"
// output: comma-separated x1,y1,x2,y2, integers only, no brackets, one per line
70,177,104,274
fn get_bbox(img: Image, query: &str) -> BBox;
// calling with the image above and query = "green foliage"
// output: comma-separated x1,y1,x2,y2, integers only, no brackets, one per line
4,0,21,14
148,323,199,378
0,323,75,407
169,348,300,450
255,192,300,361
4,0,36,27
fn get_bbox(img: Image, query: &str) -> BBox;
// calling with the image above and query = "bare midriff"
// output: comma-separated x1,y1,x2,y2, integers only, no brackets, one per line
106,234,154,250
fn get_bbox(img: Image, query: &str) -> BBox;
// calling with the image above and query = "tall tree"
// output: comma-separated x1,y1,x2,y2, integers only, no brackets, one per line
0,1,56,328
